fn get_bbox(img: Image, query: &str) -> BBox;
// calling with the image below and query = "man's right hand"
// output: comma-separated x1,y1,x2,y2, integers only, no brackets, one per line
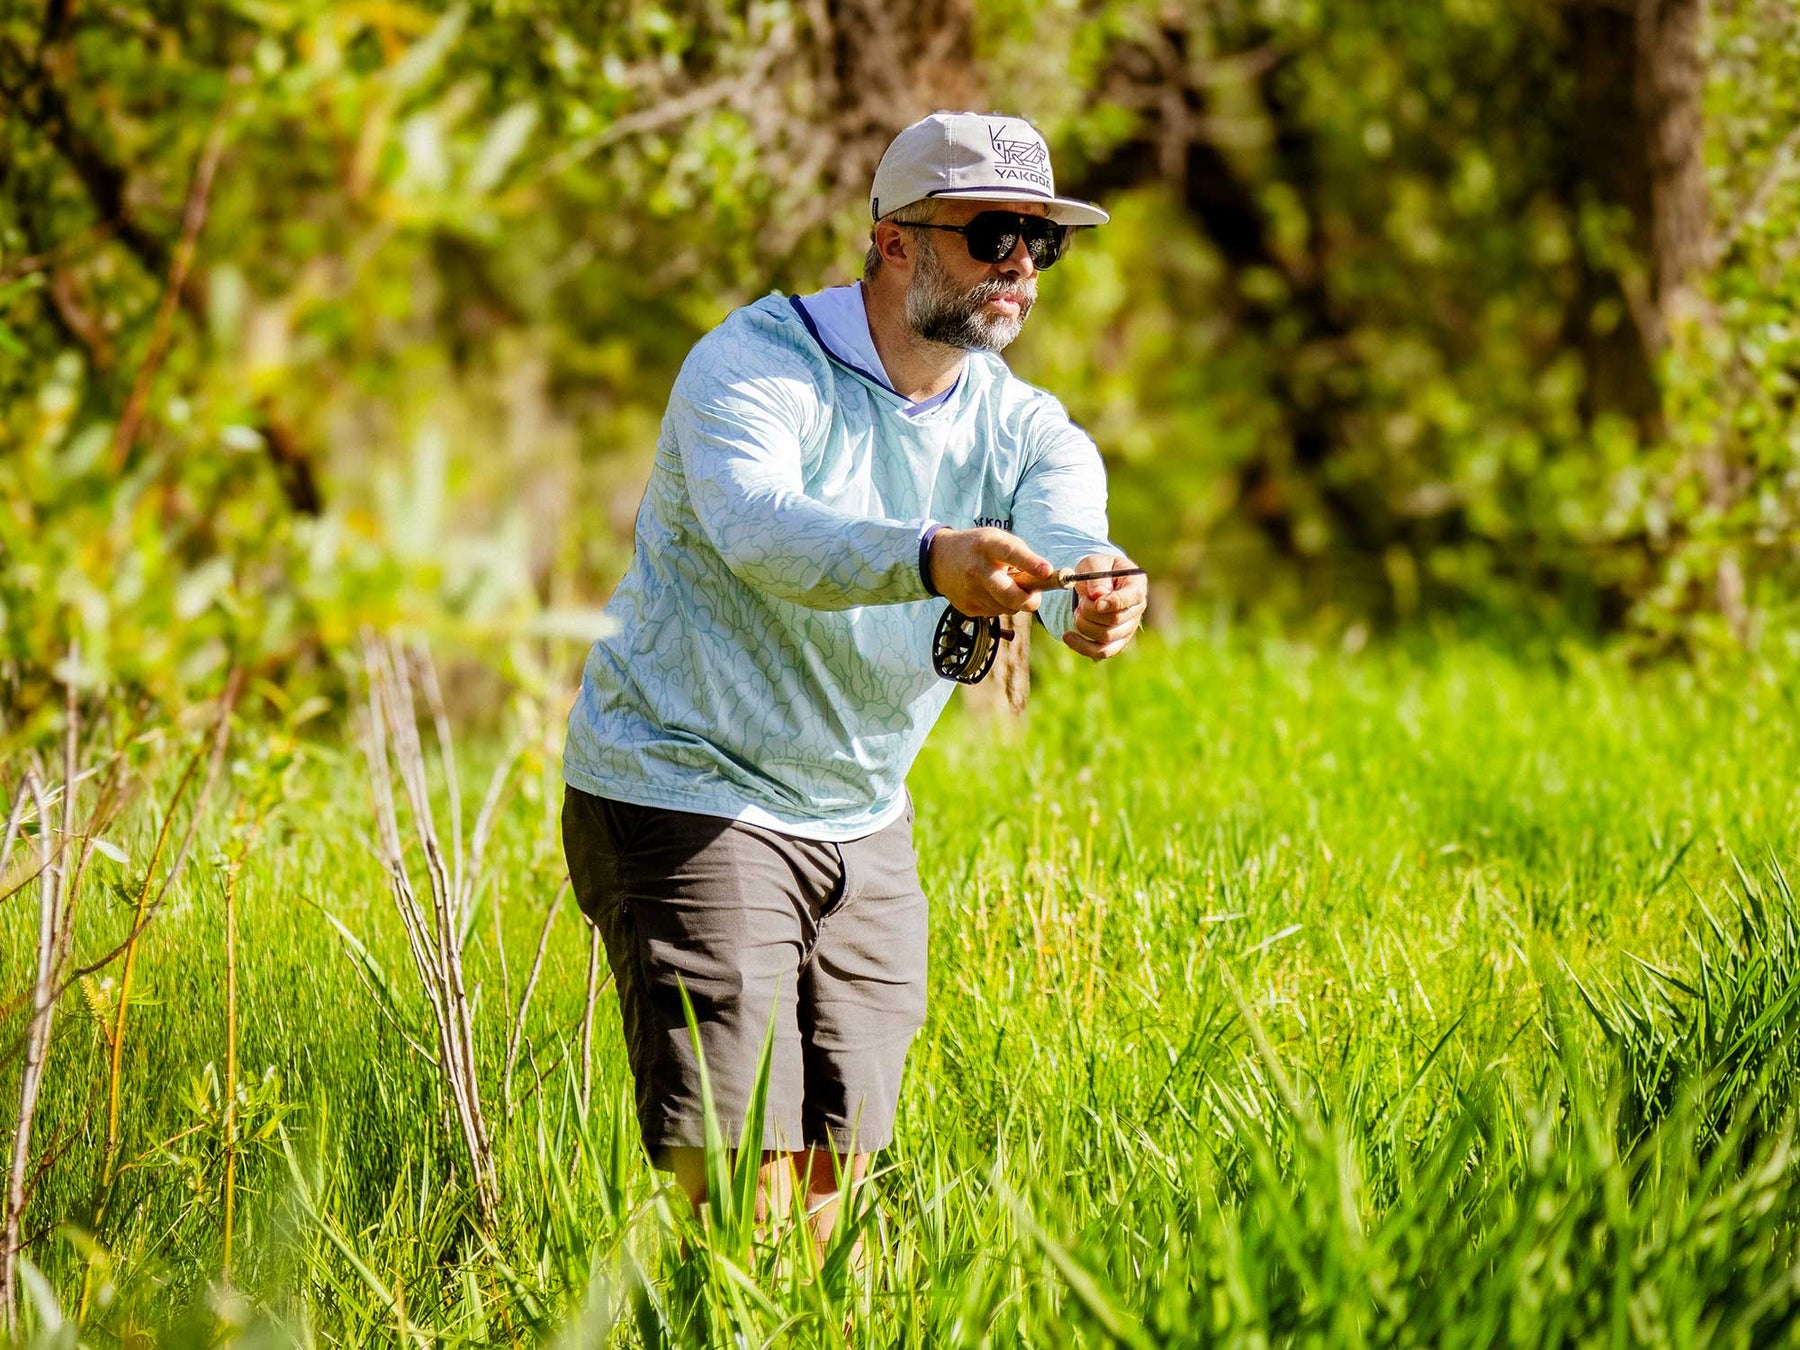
927,527,1056,617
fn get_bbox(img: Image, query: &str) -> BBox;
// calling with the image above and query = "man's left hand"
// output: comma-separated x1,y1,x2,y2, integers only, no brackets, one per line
1061,553,1146,661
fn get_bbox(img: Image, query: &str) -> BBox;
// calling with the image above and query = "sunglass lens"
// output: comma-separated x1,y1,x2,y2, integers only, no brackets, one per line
965,213,1066,268
1025,219,1065,267
964,214,1020,264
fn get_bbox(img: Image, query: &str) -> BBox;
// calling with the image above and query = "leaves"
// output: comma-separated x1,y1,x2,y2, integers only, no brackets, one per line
0,0,1794,738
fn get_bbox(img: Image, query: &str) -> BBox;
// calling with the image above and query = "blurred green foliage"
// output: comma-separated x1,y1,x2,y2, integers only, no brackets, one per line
1,0,1796,730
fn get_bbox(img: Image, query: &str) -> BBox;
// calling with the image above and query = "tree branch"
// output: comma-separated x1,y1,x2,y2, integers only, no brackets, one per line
110,106,231,471
2,33,327,515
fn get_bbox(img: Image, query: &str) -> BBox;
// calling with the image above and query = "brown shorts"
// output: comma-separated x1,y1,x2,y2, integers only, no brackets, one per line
561,784,929,1159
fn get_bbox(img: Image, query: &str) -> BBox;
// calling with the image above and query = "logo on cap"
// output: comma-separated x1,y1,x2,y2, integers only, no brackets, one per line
989,124,1051,190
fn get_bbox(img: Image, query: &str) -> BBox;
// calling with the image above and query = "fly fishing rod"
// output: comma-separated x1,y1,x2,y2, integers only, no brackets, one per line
932,566,1147,684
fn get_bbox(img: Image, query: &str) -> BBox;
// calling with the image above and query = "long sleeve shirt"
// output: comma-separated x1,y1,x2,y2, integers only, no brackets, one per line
563,288,1118,840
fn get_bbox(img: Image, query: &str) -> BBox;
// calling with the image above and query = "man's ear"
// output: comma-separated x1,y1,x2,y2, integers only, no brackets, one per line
874,220,915,272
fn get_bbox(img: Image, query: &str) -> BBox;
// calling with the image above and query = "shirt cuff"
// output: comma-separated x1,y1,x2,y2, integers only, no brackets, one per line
918,522,946,598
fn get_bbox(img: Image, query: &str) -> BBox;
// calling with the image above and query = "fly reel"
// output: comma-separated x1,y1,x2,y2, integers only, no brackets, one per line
930,566,1144,685
932,607,1012,684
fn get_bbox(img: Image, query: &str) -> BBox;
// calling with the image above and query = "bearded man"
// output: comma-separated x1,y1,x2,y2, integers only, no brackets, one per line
561,111,1147,1251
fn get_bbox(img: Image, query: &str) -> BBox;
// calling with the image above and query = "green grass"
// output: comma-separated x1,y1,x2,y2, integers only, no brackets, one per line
4,630,1800,1346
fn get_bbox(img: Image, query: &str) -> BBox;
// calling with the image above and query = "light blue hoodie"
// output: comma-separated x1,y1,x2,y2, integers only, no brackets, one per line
563,289,1118,840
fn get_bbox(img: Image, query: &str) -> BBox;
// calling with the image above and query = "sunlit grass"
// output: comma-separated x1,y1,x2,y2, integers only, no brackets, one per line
3,630,1799,1345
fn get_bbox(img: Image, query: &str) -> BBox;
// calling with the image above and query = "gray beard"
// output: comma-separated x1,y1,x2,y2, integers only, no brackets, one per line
904,239,1036,352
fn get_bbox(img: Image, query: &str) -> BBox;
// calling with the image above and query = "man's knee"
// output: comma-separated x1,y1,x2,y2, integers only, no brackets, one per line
663,1145,806,1219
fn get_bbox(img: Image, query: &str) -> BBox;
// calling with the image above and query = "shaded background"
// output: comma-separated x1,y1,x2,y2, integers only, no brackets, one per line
2,0,1797,724
4,6,1800,1339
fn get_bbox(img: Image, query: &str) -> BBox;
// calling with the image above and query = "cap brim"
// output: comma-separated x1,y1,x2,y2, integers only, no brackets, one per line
925,186,1110,227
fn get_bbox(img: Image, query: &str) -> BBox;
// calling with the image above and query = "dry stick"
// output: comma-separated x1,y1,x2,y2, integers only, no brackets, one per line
504,878,568,1114
492,876,511,1035
1,768,55,1332
384,653,494,1210
464,735,526,1043
360,639,498,1222
397,643,511,1213
363,653,459,1074
75,682,234,1326
99,672,241,1188
465,738,524,923
0,775,37,918
360,657,451,1021
418,660,506,1198
511,986,611,1112
579,925,601,1116
108,105,230,471
221,798,268,1283
4,655,90,1328
412,644,465,924
222,808,243,1279
0,776,30,875
4,742,142,1312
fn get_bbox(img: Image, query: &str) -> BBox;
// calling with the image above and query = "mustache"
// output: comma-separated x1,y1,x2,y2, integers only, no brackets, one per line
966,276,1036,306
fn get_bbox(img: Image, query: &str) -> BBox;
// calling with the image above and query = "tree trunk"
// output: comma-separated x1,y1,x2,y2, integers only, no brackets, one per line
1562,0,1710,430
1063,24,1377,569
816,0,980,206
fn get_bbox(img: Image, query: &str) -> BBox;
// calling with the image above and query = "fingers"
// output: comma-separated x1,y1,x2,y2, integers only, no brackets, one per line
987,532,1054,583
1076,575,1146,628
980,573,1042,615
1066,553,1145,661
933,532,1147,629
1079,580,1145,617
1062,628,1135,660
934,527,1052,616
1074,553,1135,601
1067,609,1142,654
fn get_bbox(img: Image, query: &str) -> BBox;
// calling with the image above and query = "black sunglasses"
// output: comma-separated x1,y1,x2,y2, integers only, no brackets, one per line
903,211,1071,269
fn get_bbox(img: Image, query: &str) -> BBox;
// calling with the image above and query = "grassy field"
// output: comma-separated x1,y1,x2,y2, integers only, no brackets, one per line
4,630,1799,1346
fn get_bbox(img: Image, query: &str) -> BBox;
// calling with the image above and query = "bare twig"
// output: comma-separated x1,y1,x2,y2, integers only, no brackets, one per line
0,220,117,287
2,652,84,1331
359,633,502,1223
466,738,524,921
504,877,567,1114
0,761,111,907
1,766,55,1330
109,104,231,470
1712,120,1800,266
97,669,240,1182
579,925,601,1116
412,644,465,925
0,776,30,878
222,798,270,1280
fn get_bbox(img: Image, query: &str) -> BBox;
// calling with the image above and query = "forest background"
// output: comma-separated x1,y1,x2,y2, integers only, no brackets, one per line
4,0,1800,1343
4,0,1798,725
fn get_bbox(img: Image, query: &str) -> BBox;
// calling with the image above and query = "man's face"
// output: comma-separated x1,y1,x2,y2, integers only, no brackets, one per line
903,200,1048,353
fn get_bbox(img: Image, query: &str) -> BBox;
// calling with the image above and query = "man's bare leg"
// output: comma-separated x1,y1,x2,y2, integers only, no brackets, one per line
666,1146,795,1224
795,1147,869,1257
666,1145,868,1258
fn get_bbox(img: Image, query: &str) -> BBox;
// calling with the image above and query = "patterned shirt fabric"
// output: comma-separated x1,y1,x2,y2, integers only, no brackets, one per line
563,289,1118,841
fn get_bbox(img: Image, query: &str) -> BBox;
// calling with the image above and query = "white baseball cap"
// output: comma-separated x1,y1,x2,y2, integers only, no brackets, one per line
870,112,1110,227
